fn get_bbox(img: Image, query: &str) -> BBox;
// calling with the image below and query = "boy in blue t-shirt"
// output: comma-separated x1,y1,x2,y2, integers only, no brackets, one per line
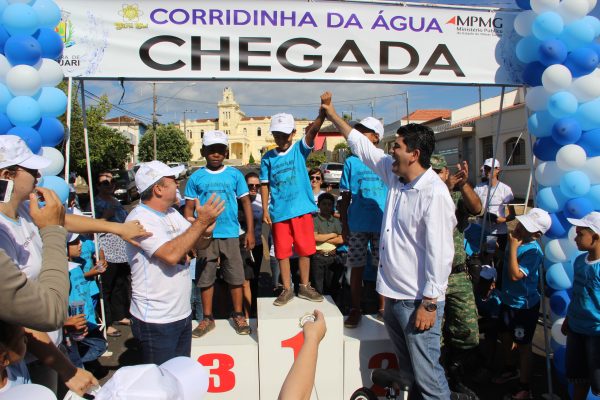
184,130,255,337
260,93,330,306
563,212,600,400
495,208,550,399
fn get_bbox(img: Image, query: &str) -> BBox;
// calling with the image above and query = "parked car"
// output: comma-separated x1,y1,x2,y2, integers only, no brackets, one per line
167,162,187,179
112,169,139,204
319,162,343,186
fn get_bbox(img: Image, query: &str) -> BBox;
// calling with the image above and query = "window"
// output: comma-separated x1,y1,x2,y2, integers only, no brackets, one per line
505,137,526,166
257,127,262,137
243,128,247,135
481,136,493,161
200,130,204,138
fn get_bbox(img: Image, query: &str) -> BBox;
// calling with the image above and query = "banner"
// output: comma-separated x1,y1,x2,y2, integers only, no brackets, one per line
54,0,522,85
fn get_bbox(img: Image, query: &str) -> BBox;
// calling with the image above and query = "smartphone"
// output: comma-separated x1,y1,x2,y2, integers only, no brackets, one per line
0,179,13,203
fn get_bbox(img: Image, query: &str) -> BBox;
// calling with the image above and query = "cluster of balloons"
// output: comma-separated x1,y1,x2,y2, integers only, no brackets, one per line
516,0,600,396
0,0,70,202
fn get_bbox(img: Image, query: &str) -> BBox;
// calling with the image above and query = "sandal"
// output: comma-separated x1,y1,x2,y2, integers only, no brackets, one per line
106,327,122,337
115,318,131,326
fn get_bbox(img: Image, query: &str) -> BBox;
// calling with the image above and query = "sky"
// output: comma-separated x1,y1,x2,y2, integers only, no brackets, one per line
82,0,596,127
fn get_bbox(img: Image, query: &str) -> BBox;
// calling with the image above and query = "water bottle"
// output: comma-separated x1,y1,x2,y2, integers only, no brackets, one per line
69,300,86,341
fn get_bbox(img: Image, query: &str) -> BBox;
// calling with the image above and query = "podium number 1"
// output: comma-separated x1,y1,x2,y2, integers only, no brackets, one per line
281,331,304,360
198,353,236,393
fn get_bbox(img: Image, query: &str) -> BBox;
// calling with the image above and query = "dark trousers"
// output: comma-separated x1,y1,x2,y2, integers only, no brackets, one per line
101,261,131,326
310,253,345,297
131,314,192,365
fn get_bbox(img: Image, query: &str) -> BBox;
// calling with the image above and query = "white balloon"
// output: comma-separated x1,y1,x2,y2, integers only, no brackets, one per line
588,0,598,13
568,226,577,242
514,10,537,37
570,73,600,103
542,64,572,93
556,144,587,171
5,65,41,97
584,156,600,184
531,0,560,13
551,318,567,346
545,238,577,263
557,0,590,23
0,55,10,84
37,59,64,87
526,86,551,112
39,147,65,177
535,161,564,186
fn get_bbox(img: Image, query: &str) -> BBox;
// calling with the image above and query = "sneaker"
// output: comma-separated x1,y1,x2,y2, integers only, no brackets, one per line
297,283,324,302
491,369,520,385
231,313,251,335
273,287,294,306
450,381,479,400
192,318,215,338
450,392,475,400
375,310,385,322
344,308,362,328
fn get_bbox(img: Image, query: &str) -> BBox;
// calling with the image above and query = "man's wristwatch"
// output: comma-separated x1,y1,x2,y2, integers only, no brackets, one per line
422,300,437,312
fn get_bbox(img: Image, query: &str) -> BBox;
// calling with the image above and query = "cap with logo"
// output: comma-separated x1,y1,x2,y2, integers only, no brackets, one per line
355,117,384,137
567,211,600,235
202,130,228,147
483,158,501,169
516,207,552,234
430,154,448,170
0,135,50,170
135,160,184,193
270,113,295,134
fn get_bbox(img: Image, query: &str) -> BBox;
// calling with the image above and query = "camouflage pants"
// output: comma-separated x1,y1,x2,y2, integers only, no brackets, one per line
443,271,480,350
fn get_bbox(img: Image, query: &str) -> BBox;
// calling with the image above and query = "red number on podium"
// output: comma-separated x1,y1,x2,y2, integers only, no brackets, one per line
368,352,399,396
281,331,304,360
197,353,236,393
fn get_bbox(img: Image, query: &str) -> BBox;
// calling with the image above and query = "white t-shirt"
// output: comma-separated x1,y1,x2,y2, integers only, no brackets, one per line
250,193,263,240
126,204,192,324
474,181,514,235
0,361,31,393
0,202,63,349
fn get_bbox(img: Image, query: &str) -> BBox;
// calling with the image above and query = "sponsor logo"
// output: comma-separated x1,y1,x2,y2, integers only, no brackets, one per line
55,9,75,48
116,4,148,30
446,15,503,36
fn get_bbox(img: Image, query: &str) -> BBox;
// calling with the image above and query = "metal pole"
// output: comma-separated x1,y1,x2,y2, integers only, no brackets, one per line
405,92,410,124
152,82,158,160
64,77,73,181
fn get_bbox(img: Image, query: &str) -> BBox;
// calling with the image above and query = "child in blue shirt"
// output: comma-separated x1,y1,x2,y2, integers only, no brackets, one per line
495,208,550,399
563,212,600,400
0,321,30,394
184,130,255,337
260,93,330,306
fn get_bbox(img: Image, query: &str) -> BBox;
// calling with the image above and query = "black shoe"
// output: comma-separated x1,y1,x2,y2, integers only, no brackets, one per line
450,381,479,400
451,391,476,400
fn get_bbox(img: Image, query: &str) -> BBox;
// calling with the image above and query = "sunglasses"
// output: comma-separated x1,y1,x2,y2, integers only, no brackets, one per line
99,179,114,186
310,176,321,181
248,184,260,189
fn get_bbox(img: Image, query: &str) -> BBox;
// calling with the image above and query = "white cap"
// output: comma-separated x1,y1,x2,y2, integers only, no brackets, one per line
567,211,600,235
0,135,51,170
355,117,384,136
270,113,295,134
0,383,58,399
95,357,208,400
483,158,501,169
202,130,228,147
516,207,552,234
480,265,497,281
135,161,184,193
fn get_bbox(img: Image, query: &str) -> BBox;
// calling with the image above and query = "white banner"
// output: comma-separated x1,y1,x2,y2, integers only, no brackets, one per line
54,0,522,85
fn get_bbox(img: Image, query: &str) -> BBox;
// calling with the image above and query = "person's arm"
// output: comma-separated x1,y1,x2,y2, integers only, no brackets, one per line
448,161,481,215
183,199,197,221
325,234,344,246
153,195,224,266
64,214,151,246
303,92,331,147
506,233,526,281
314,232,338,242
278,310,326,400
261,183,272,225
320,92,352,139
240,195,255,250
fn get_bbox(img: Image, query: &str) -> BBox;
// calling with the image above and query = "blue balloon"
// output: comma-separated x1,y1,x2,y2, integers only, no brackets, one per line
36,87,67,118
515,0,531,10
576,99,600,131
547,212,570,238
548,91,578,119
528,111,556,138
564,47,599,78
538,39,568,66
33,28,63,60
533,137,562,161
1,3,39,36
0,25,9,55
537,186,568,213
32,0,61,29
586,185,600,210
0,113,13,134
0,83,12,114
550,290,570,317
532,12,564,41
0,0,7,15
560,170,591,198
38,175,69,204
522,62,545,86
560,20,596,51
552,117,582,145
3,35,42,67
564,196,594,219
6,96,41,127
577,129,600,157
516,36,542,63
583,16,600,38
35,117,64,147
553,345,566,377
8,126,42,154
547,262,574,290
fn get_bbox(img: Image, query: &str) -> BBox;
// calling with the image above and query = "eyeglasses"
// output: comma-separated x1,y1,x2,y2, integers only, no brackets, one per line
99,179,114,186
248,184,260,189
310,176,321,181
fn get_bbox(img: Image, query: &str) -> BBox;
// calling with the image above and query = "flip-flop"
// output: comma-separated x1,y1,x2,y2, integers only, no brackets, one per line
107,329,121,337
114,319,131,326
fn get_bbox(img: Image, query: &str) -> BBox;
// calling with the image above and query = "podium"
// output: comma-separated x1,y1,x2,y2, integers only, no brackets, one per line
257,296,344,400
191,319,259,400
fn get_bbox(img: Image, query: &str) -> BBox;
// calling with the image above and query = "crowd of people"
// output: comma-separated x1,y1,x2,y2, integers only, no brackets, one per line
0,91,599,400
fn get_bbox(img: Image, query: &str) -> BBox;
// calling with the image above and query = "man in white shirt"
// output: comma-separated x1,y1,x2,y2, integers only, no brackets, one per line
321,93,458,400
126,161,224,364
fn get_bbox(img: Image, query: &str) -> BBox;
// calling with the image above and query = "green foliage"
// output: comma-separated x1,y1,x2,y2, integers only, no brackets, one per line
306,151,326,169
248,154,256,164
138,124,192,163
334,142,349,151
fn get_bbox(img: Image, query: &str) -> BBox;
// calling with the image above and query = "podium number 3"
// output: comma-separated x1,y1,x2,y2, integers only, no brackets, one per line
198,353,236,393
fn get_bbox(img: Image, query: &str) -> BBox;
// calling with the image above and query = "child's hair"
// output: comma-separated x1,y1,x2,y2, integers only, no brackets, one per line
308,168,323,180
317,192,335,205
245,171,259,181
0,321,22,354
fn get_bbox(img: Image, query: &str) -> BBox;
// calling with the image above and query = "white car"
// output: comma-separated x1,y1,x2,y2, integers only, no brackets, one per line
319,162,343,186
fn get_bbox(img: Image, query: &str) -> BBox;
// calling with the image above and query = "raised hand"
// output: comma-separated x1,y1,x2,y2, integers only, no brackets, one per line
194,194,225,228
29,187,65,229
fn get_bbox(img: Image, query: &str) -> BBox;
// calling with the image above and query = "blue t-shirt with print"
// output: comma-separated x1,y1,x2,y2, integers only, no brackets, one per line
260,138,317,223
75,238,99,297
68,262,98,327
184,166,249,238
501,240,543,309
567,254,600,335
339,155,388,233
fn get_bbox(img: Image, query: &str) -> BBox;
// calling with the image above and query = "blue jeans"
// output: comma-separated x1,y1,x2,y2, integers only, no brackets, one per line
383,298,450,400
65,328,107,368
191,279,203,321
131,313,192,365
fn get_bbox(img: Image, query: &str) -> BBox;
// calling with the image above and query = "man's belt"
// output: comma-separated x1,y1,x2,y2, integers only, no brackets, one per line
451,263,468,274
316,249,337,257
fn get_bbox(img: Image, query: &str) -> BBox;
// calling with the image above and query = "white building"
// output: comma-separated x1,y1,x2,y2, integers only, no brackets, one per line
103,116,148,168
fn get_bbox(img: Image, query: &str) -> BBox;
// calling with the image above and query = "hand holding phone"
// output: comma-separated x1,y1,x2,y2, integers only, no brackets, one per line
29,187,65,228
0,179,14,203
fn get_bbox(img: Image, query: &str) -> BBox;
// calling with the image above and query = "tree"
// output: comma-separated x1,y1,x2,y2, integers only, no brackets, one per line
306,151,326,169
334,142,349,152
248,154,256,164
138,124,192,163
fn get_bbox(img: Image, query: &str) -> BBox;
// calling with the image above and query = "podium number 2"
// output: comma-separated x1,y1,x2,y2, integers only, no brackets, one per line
198,353,235,393
369,352,399,396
